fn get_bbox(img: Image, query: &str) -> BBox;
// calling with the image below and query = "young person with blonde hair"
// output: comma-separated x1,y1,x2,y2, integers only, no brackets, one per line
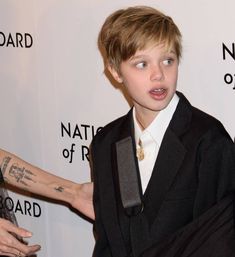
91,5,235,257
2,6,234,257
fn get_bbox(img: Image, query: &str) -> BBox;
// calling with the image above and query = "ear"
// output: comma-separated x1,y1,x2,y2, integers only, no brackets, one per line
107,65,123,83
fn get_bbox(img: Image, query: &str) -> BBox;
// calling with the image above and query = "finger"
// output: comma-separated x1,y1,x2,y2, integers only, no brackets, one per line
4,244,41,257
0,252,15,257
0,244,23,257
0,232,40,256
0,251,15,257
18,244,41,256
1,221,32,239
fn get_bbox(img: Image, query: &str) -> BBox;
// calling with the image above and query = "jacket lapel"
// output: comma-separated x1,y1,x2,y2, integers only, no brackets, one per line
113,93,193,222
110,93,194,255
143,129,186,224
143,92,192,227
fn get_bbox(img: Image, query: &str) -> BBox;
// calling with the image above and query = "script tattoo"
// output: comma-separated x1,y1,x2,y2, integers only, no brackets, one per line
0,156,12,175
9,163,36,187
55,186,64,193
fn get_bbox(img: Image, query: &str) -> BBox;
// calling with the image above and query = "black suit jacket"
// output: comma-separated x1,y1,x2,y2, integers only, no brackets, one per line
91,92,235,257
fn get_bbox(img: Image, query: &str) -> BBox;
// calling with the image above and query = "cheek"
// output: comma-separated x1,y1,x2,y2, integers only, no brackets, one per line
122,78,142,99
122,73,140,89
166,68,178,84
123,78,144,95
122,80,136,94
174,72,179,84
172,73,178,84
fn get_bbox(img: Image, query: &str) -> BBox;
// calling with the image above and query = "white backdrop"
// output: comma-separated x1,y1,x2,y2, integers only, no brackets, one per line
0,1,234,257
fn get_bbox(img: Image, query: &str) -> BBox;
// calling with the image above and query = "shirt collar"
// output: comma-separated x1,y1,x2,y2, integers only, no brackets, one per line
133,93,179,146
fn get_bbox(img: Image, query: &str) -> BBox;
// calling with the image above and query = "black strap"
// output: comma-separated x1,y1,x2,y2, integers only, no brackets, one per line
116,137,143,216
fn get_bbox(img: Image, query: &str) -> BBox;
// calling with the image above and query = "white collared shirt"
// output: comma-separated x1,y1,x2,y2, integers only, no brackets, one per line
133,94,179,192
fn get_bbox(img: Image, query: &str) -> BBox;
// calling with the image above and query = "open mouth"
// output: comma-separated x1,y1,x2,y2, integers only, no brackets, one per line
150,88,166,96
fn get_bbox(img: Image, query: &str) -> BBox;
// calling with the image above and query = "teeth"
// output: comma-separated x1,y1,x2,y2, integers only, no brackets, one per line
153,88,164,92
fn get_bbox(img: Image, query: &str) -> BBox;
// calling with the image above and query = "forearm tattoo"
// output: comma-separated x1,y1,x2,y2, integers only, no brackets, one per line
9,163,36,186
1,156,65,193
54,186,64,192
0,156,12,176
0,156,36,187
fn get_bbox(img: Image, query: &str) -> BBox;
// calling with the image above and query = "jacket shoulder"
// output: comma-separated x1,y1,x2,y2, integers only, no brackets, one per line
92,113,129,145
178,92,229,137
191,106,230,139
174,92,232,144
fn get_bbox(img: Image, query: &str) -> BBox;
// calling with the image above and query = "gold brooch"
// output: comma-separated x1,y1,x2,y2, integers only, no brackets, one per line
136,139,144,161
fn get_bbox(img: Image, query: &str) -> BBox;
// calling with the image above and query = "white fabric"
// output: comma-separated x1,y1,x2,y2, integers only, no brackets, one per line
133,94,179,192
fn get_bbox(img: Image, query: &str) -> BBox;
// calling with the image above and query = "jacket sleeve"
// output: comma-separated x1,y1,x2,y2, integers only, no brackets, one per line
90,143,112,257
193,126,235,218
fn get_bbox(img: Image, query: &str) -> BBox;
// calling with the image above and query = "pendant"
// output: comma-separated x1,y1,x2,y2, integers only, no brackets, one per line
136,139,144,161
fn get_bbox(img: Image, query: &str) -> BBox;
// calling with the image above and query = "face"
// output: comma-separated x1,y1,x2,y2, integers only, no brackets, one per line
108,44,179,125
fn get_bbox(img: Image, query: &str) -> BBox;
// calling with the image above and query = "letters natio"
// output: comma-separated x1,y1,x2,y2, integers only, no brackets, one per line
0,31,33,48
222,43,235,90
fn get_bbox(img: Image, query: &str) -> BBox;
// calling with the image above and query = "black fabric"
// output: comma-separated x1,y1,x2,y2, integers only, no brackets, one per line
116,137,143,216
141,195,235,257
91,92,235,257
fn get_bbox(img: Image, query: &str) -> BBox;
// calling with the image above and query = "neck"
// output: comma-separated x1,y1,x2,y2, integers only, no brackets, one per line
135,115,146,131
135,109,158,131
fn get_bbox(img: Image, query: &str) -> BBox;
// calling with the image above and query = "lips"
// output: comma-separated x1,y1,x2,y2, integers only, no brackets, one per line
150,88,165,94
149,88,167,99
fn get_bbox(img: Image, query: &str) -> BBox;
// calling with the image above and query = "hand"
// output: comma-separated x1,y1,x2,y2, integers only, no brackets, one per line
71,182,95,220
0,218,41,257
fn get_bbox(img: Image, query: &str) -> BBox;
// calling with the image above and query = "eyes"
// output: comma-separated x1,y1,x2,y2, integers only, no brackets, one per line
134,57,175,69
162,58,174,66
135,61,147,69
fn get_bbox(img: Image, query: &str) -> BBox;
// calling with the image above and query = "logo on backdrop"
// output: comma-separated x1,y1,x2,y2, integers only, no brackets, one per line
0,31,33,48
0,196,41,218
222,42,235,90
60,122,103,163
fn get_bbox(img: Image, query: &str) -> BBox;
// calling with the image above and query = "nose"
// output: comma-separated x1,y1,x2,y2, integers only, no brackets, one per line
150,64,164,81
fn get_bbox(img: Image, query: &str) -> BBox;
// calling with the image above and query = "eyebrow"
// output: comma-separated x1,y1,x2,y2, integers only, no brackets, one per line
130,50,177,61
129,55,147,61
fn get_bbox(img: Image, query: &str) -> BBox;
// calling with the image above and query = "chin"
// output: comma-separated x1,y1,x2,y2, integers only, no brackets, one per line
152,100,171,112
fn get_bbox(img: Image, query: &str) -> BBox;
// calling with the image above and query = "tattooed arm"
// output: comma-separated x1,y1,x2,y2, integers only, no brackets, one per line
0,149,94,220
0,149,94,256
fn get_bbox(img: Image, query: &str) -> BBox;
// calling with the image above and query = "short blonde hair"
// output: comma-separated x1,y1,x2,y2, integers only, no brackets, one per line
98,6,182,71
